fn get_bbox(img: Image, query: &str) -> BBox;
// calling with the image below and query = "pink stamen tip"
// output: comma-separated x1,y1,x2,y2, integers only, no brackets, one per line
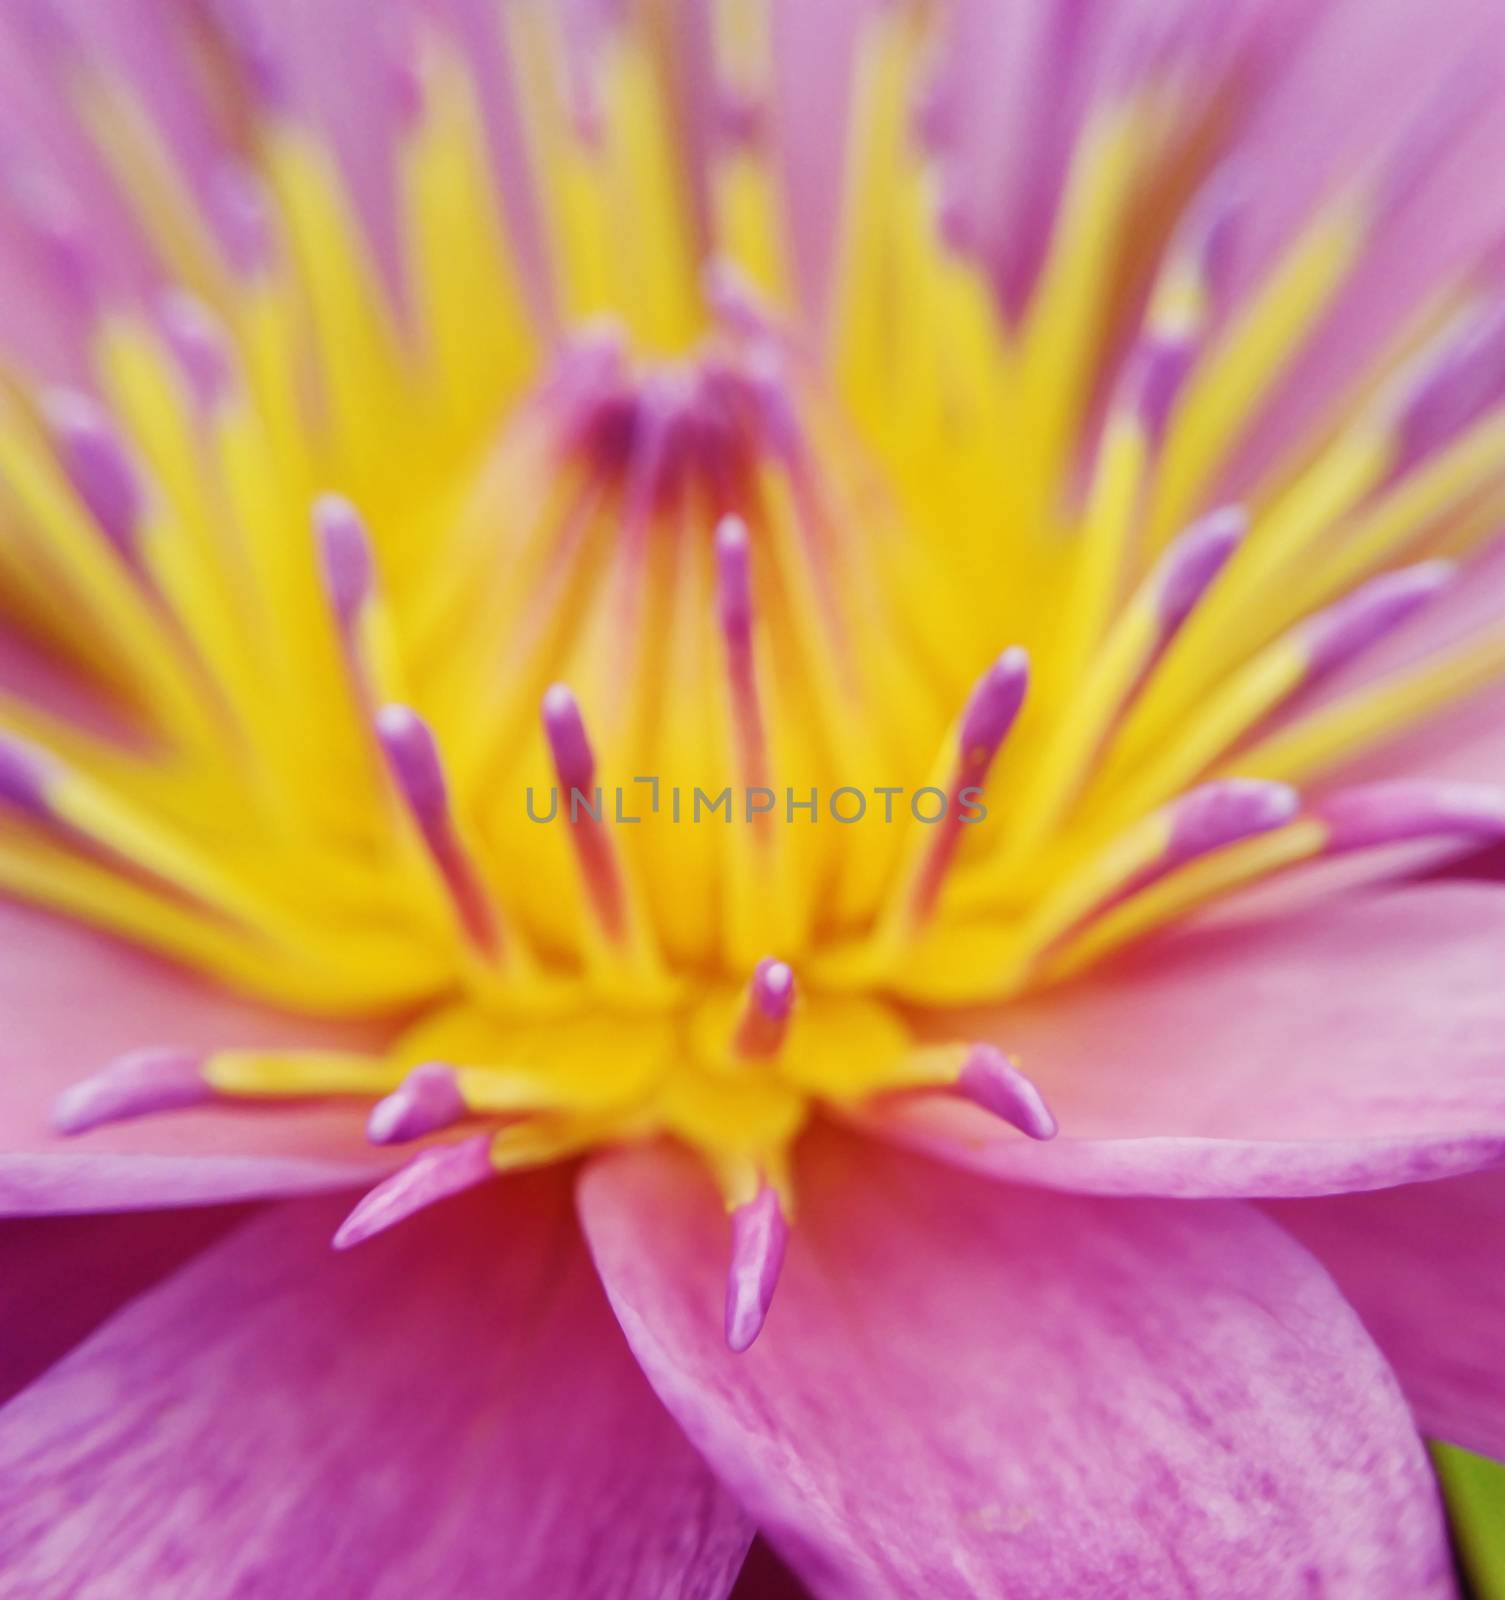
52,1049,210,1136
914,72,958,154
1299,561,1455,679
1154,505,1246,632
752,958,795,1021
718,87,765,149
955,1045,1058,1140
935,177,978,256
1129,333,1196,443
548,321,628,408
704,260,779,343
14,178,102,316
208,161,275,278
541,684,595,791
1318,781,1505,854
715,514,753,639
724,1182,789,1353
1163,779,1300,871
740,348,804,467
44,390,146,560
959,647,1030,765
375,704,500,954
157,291,232,412
211,0,291,112
375,704,448,829
735,959,797,1058
1180,167,1244,302
314,494,375,631
382,14,425,129
332,1132,495,1249
0,734,55,820
1394,304,1505,472
367,1062,467,1145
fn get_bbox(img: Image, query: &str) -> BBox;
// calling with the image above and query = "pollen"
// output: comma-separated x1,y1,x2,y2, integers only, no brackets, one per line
13,2,1505,1348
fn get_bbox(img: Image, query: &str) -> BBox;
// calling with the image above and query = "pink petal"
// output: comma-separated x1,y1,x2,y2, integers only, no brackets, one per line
0,1173,751,1597
0,1205,242,1405
581,1133,1453,1600
1215,0,1505,488
1268,1169,1505,1460
0,900,398,1215
877,883,1505,1197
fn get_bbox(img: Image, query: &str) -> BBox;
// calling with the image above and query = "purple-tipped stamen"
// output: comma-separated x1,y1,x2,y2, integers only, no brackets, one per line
1318,781,1505,855
958,647,1030,764
52,1048,211,1135
1177,165,1244,307
13,177,102,317
541,685,628,942
955,1044,1058,1140
381,10,426,132
1128,333,1197,446
1051,779,1300,952
1298,561,1455,680
739,347,807,476
376,704,448,824
1392,302,1505,475
616,374,688,563
717,86,765,150
541,683,596,792
704,259,781,344
715,514,772,791
333,1132,496,1249
0,733,56,821
1160,778,1301,875
367,1061,468,1145
208,160,275,279
314,493,376,636
724,1181,789,1353
158,290,233,413
1154,505,1246,634
375,704,502,957
733,958,796,1059
715,514,753,641
211,0,292,113
44,390,147,563
908,648,1029,923
543,321,629,423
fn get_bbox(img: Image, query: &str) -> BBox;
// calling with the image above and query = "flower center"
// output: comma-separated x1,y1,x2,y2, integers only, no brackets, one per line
10,2,1505,1344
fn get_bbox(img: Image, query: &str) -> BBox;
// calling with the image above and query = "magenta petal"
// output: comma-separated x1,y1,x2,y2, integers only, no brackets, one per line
0,901,396,1216
877,884,1505,1197
0,1206,243,1405
581,1134,1452,1600
1268,1169,1505,1460
0,1174,751,1597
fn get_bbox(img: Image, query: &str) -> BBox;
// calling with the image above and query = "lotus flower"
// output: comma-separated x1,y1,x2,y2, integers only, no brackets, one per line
2,0,1505,1593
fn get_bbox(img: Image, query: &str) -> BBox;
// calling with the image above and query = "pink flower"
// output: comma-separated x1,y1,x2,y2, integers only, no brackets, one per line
2,0,1504,1594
